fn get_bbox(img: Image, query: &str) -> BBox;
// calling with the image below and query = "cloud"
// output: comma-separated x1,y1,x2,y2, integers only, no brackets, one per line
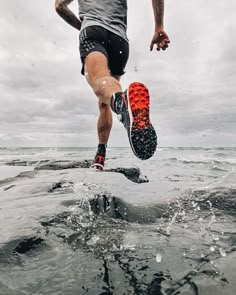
0,0,235,147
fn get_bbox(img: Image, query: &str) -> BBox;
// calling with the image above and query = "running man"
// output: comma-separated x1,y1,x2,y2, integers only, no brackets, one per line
55,0,170,170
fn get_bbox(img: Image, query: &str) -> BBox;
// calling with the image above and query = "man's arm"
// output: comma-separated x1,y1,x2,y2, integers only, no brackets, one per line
150,0,170,51
55,0,81,31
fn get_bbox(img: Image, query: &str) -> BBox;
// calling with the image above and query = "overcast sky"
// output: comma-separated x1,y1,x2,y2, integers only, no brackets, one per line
0,0,235,147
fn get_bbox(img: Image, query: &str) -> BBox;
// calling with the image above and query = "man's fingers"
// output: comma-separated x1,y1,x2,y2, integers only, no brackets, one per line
150,43,154,51
161,45,167,51
150,39,155,51
159,41,166,49
161,40,169,48
150,30,170,52
162,43,169,50
156,41,169,51
161,36,170,44
151,38,170,52
160,41,165,47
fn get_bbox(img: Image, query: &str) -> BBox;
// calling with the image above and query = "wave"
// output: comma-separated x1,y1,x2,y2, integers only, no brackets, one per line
203,170,236,190
161,147,236,151
211,166,228,172
166,158,236,166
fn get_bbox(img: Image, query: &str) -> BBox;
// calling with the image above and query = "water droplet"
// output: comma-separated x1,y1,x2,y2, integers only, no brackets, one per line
87,235,100,246
219,248,226,257
156,253,162,263
210,246,215,252
192,201,197,208
206,200,212,209
212,235,219,242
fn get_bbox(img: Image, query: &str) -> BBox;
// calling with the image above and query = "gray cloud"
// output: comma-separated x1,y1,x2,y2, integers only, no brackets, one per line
0,0,235,147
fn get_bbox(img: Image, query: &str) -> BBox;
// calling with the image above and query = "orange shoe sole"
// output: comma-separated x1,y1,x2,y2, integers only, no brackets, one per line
126,82,157,160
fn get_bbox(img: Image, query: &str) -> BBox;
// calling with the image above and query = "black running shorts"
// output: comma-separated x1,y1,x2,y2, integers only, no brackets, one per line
79,26,129,76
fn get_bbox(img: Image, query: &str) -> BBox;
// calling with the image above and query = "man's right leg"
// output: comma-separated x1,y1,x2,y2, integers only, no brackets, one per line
79,26,131,169
84,51,126,169
84,51,122,145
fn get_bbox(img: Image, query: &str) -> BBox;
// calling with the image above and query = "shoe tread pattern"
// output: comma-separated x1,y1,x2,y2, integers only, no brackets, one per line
128,82,157,160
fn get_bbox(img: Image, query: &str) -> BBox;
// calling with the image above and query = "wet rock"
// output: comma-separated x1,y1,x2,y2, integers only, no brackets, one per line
48,180,74,193
0,236,45,264
16,171,36,178
13,237,44,254
191,188,236,216
89,194,164,223
208,189,236,215
60,199,79,207
6,160,30,166
35,159,148,183
35,160,92,170
105,167,149,183
6,159,50,166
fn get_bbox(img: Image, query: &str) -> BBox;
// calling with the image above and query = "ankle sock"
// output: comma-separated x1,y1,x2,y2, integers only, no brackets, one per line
96,143,106,157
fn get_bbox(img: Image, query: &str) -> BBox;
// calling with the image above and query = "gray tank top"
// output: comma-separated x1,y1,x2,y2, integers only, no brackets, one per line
78,0,128,42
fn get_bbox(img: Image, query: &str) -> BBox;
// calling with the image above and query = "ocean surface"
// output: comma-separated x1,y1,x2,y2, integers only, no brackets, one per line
0,147,235,295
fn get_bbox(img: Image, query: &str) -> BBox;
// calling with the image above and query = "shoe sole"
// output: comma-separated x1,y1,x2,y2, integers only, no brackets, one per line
90,163,104,171
90,155,105,171
125,82,157,160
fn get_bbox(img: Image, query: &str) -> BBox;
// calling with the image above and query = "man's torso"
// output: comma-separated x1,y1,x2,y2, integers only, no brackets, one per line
78,0,128,42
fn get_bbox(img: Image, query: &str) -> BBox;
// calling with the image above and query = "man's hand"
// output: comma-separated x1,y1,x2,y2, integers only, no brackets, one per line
55,0,81,31
150,28,170,51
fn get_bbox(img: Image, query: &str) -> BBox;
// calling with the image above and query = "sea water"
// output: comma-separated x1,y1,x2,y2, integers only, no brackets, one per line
0,147,235,294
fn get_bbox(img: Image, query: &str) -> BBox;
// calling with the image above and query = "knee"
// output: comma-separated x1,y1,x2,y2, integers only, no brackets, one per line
93,76,109,98
93,76,118,103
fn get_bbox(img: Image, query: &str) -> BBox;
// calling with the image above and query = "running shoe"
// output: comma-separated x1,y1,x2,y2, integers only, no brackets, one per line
111,82,157,160
91,144,106,170
91,155,105,171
